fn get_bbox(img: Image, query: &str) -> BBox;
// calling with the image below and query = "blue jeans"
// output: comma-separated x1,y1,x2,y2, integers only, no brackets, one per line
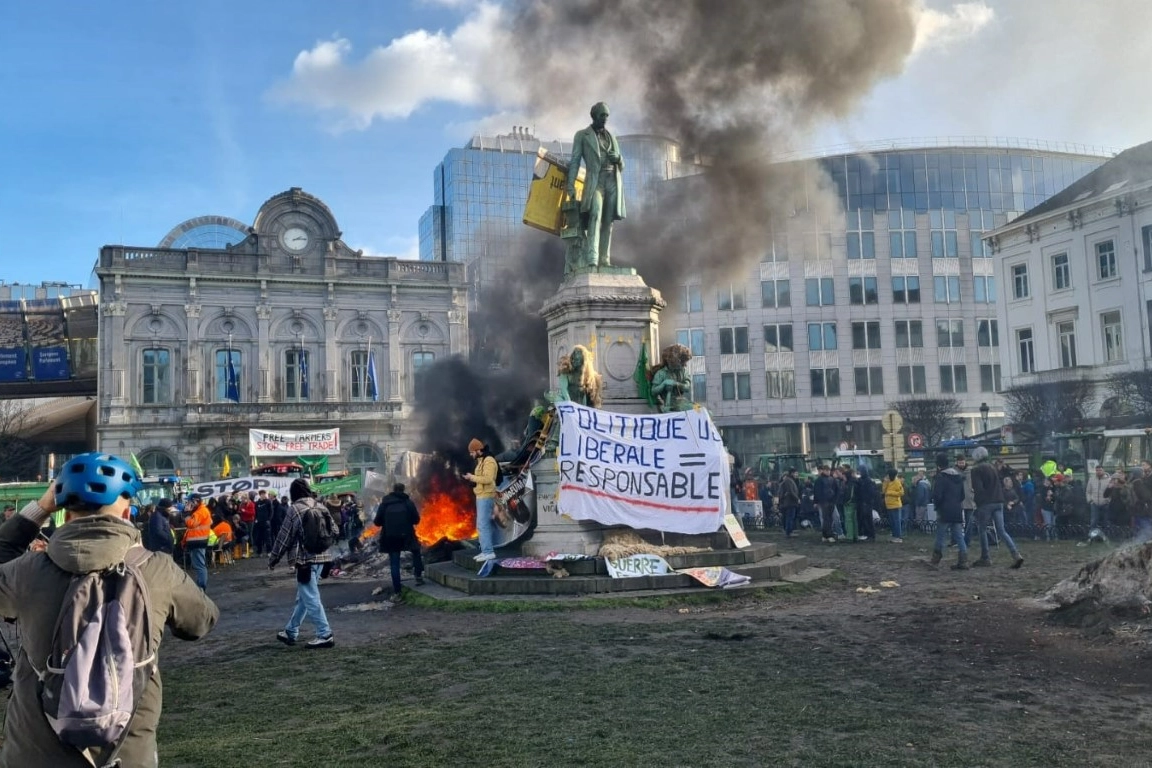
189,546,207,590
934,522,967,557
475,496,496,555
974,503,1019,560
1041,509,1056,540
782,506,797,536
887,508,903,538
1089,503,1108,529
285,563,331,640
389,549,424,593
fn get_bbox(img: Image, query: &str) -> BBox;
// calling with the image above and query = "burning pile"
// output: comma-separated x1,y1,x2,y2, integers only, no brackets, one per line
414,472,478,546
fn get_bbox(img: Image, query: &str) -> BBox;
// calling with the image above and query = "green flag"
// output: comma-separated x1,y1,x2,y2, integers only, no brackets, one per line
129,453,145,478
633,341,655,406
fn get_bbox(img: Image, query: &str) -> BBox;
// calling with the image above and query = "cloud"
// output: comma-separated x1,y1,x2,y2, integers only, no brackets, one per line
268,2,517,131
912,1,995,54
354,236,420,260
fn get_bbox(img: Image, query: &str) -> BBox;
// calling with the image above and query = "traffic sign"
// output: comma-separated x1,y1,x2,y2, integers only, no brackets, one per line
882,410,903,434
907,433,925,449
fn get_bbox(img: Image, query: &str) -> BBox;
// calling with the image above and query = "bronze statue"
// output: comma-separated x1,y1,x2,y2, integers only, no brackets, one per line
565,102,626,269
556,344,603,408
649,344,693,413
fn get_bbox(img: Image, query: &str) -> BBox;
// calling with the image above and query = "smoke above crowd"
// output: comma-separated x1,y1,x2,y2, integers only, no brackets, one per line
416,0,921,453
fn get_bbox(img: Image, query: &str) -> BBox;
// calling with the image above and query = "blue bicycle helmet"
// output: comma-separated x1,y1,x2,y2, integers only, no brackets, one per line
54,452,143,508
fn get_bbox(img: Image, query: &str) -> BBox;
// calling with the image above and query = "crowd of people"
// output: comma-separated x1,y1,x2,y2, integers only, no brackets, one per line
735,449,1152,553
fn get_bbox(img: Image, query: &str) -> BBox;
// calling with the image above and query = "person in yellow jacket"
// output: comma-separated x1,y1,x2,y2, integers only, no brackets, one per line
182,494,212,590
462,437,499,563
882,469,906,543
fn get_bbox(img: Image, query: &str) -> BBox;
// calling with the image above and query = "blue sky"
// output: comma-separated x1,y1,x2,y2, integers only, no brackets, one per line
3,0,1151,287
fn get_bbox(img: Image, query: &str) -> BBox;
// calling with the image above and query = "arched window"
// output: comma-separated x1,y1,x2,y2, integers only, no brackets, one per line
208,448,248,479
347,444,381,475
137,450,175,475
411,351,434,399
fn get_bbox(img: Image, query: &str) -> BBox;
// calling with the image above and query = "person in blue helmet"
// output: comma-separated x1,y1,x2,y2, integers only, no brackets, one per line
0,452,218,767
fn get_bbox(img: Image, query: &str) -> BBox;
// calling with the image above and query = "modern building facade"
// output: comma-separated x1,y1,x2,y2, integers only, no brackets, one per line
989,141,1152,407
95,188,466,481
657,141,1110,462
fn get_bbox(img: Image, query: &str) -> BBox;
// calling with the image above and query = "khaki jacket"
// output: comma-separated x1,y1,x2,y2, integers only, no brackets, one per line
472,456,499,500
0,513,218,767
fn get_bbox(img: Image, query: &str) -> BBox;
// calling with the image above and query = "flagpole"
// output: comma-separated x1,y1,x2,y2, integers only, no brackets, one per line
366,335,371,397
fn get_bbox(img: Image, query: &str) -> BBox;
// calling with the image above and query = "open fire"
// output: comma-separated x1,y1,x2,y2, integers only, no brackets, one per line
414,472,477,546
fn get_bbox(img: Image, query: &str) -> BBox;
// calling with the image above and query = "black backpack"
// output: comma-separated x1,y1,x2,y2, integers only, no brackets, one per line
300,502,339,554
493,458,505,487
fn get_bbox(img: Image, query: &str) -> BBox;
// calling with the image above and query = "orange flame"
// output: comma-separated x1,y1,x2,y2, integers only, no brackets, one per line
361,524,380,541
415,475,476,546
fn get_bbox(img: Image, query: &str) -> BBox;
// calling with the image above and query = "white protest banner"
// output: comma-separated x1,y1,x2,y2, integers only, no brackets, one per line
191,475,293,498
604,553,672,579
555,402,729,535
249,428,341,456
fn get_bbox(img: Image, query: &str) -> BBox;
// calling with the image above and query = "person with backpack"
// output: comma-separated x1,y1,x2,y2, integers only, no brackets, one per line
268,478,337,649
374,483,425,602
462,438,500,563
0,452,218,768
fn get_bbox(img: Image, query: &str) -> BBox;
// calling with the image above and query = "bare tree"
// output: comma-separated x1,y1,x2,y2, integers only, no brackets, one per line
1002,380,1096,437
891,397,961,449
1105,371,1152,420
0,400,42,481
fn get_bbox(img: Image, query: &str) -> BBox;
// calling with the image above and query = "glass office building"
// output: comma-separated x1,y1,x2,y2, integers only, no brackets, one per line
659,141,1110,462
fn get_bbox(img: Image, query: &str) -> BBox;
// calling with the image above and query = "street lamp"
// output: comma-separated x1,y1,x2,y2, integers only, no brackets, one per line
843,417,853,450
957,417,966,438
979,402,990,436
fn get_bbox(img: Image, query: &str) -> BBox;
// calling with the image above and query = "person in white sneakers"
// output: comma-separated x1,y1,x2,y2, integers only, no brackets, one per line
462,438,499,563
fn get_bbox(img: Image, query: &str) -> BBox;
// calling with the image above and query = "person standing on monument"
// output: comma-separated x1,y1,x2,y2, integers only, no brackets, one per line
566,102,626,268
463,439,499,563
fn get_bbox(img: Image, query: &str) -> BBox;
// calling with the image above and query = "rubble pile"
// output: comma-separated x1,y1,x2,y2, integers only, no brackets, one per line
1043,541,1152,615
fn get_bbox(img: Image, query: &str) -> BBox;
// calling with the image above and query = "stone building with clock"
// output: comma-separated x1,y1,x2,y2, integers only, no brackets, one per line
94,187,467,481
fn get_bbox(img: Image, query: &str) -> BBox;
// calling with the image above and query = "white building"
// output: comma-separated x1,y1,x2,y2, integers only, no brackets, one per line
989,141,1152,403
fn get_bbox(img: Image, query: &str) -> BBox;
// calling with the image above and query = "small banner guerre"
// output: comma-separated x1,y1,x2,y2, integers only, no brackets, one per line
555,403,729,535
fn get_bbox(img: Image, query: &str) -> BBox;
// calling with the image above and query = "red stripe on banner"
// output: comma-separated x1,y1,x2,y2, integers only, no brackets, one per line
560,484,720,514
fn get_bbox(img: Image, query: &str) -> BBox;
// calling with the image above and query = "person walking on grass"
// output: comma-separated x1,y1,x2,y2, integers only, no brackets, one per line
778,468,800,538
882,469,905,543
374,483,425,603
814,464,837,542
969,447,1024,569
269,478,335,649
932,453,968,569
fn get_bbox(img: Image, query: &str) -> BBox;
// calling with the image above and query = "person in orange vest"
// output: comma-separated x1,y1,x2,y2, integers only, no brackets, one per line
212,516,234,546
182,494,212,590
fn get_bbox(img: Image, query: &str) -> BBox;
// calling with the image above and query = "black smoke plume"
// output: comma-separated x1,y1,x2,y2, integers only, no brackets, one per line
508,0,918,293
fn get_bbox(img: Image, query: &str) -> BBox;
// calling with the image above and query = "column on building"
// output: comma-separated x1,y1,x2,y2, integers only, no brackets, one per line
387,308,402,401
323,304,339,401
257,303,272,402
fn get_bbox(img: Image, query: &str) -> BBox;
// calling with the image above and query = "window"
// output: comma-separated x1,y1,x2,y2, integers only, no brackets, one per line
846,210,875,260
767,232,790,262
851,321,881,350
854,366,884,395
977,319,999,348
692,374,707,403
849,277,878,305
721,372,751,401
719,327,749,355
810,368,840,397
760,279,791,308
676,328,706,357
717,284,746,311
970,210,994,258
933,275,961,303
897,365,927,394
1143,225,1152,272
980,364,1002,393
1058,321,1077,368
214,349,241,403
895,320,923,349
936,319,964,348
763,324,794,353
285,349,309,401
347,444,382,475
1017,328,1035,373
142,348,171,404
1102,311,1124,362
888,209,917,258
1052,252,1071,291
412,351,435,395
805,277,834,306
940,364,968,393
137,450,175,474
973,275,996,303
681,284,703,313
209,448,247,479
350,350,374,401
766,370,796,398
930,209,958,258
1096,240,1117,280
1012,264,1029,299
892,276,920,304
807,322,837,351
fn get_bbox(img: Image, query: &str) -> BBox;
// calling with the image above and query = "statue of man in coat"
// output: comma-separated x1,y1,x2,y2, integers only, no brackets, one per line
565,102,626,268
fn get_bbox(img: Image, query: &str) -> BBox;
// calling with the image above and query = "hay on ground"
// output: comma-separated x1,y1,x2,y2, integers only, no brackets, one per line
598,529,711,560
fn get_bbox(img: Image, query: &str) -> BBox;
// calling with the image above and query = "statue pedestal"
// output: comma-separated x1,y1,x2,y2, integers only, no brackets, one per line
521,463,604,557
540,268,665,414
